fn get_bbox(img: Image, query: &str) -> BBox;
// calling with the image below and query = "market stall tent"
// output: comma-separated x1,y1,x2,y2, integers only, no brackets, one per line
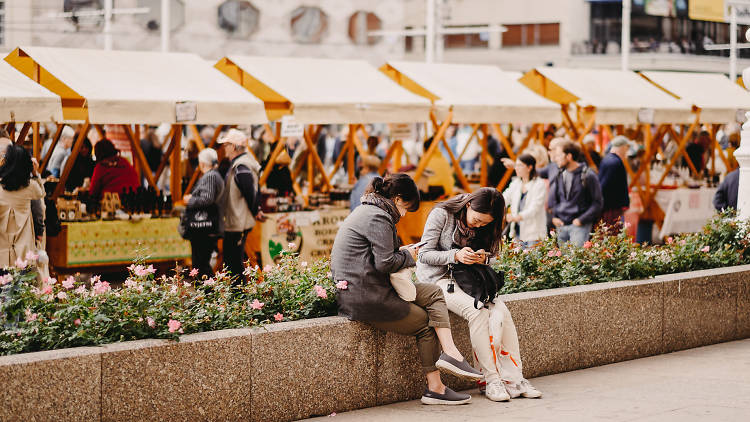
381,61,561,190
640,71,750,124
0,59,62,124
215,55,433,196
5,46,268,201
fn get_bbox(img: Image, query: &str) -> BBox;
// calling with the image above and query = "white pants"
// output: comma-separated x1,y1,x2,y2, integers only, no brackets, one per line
437,277,524,384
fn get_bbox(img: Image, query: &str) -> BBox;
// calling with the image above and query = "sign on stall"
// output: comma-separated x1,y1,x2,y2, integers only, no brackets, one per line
175,101,197,122
259,208,349,265
281,115,305,138
637,108,655,124
726,1,750,24
390,123,416,140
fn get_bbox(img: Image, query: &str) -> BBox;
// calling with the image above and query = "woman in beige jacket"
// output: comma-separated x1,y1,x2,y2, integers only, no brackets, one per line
0,143,45,268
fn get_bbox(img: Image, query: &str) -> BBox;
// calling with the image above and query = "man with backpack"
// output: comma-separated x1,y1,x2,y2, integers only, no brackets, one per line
548,140,603,247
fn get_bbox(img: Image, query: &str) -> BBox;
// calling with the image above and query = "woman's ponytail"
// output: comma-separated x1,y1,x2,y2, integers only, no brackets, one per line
363,173,420,212
365,176,385,195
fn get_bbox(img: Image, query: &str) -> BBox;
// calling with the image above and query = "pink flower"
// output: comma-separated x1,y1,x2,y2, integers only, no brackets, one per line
62,276,75,290
42,284,53,295
274,312,283,322
74,318,81,326
300,261,308,268
326,271,333,279
556,250,562,257
288,242,296,249
145,265,156,274
203,278,216,287
133,265,147,277
666,237,674,244
250,299,264,310
314,285,328,299
169,284,178,294
630,251,638,258
583,241,593,249
547,250,556,257
14,257,28,268
24,310,38,322
93,280,111,295
25,251,38,261
263,264,274,272
90,275,101,284
701,246,710,253
336,280,348,290
679,239,686,245
146,317,155,328
167,319,181,333
189,268,199,277
124,279,138,289
0,274,12,286
74,285,87,295
57,291,67,300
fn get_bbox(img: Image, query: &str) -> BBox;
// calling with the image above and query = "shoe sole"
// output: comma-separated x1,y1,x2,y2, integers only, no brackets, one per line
421,396,472,405
521,392,542,399
486,394,511,402
436,359,483,381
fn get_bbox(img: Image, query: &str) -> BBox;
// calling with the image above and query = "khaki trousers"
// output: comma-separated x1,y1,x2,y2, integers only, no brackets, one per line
369,283,450,373
437,277,524,384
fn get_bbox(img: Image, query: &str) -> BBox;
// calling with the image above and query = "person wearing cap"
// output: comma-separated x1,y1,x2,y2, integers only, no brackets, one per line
182,148,224,278
598,136,631,234
47,126,76,178
89,139,140,199
349,154,382,211
218,128,265,283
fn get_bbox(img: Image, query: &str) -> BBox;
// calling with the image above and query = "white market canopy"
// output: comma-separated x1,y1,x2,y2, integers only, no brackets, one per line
0,59,62,123
4,46,267,124
520,67,694,125
214,55,432,124
640,71,750,124
381,61,561,124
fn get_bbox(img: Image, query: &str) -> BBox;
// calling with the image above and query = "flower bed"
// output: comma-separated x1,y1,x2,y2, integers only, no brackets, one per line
2,213,749,356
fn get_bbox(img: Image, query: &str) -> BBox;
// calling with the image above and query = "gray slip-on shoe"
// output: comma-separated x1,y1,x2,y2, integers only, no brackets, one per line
436,352,483,381
421,387,472,405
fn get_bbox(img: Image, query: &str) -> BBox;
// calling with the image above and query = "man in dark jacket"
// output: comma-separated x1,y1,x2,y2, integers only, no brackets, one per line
548,140,603,246
713,169,739,211
598,136,631,234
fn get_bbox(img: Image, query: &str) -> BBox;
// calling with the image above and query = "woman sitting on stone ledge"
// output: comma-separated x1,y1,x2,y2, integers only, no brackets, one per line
331,173,482,405
417,188,543,402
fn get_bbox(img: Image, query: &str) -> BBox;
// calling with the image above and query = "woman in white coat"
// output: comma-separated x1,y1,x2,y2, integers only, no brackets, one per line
503,154,548,249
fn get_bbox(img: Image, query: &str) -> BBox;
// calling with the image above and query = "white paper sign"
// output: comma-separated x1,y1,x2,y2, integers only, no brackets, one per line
726,1,750,25
390,123,415,140
637,108,655,124
280,115,304,138
175,101,197,122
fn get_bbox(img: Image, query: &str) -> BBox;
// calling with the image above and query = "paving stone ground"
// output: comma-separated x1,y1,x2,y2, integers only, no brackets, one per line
303,338,750,422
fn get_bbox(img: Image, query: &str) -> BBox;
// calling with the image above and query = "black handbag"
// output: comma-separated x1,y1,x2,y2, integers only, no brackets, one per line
448,263,505,309
179,203,219,239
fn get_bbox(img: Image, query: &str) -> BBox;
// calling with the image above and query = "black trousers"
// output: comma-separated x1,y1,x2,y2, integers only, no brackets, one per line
223,230,250,284
190,235,218,279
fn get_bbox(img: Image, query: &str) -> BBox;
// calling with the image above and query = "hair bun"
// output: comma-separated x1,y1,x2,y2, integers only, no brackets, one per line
370,176,384,193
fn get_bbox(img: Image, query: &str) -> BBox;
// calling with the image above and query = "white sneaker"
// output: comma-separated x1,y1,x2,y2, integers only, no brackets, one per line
485,381,510,402
503,380,522,399
519,379,542,398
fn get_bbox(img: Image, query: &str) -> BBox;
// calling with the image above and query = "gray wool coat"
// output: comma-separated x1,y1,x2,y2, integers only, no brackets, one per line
331,201,415,322
416,207,497,284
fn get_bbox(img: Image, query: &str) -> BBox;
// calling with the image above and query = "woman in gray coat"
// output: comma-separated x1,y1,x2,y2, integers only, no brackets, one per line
182,148,224,278
331,174,481,405
417,188,542,402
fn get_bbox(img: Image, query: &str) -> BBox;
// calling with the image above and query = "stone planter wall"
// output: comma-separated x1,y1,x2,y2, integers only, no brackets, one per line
2,264,749,422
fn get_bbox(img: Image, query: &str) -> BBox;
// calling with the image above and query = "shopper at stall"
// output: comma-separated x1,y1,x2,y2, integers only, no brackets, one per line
503,154,548,248
417,187,542,402
548,141,603,246
349,154,381,211
0,143,45,269
47,126,75,178
598,136,631,234
218,129,265,284
89,139,140,199
63,136,94,192
713,168,739,212
332,173,481,406
264,149,294,197
182,148,224,279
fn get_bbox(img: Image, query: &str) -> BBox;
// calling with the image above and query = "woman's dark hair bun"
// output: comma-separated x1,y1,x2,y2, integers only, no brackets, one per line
370,176,384,194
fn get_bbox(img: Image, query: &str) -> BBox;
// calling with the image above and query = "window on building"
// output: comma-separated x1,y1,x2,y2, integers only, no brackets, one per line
63,0,103,26
137,0,185,32
444,25,489,49
502,23,559,47
290,6,328,44
348,11,382,45
218,0,260,38
404,26,414,52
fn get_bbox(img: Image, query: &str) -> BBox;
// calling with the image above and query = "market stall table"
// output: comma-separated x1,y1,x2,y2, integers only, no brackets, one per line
653,187,717,239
